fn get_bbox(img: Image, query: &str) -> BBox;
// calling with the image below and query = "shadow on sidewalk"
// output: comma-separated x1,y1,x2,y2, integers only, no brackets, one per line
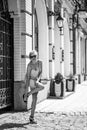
0,122,29,130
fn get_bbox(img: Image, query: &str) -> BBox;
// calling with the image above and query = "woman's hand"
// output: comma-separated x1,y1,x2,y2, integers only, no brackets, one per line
35,78,40,86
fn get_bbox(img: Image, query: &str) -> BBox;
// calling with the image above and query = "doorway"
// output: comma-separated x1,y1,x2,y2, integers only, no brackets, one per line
0,0,14,110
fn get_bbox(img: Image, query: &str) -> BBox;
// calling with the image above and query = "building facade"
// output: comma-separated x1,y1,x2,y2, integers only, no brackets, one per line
0,0,87,111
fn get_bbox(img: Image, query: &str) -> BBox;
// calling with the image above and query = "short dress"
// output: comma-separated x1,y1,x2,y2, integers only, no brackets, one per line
29,60,42,90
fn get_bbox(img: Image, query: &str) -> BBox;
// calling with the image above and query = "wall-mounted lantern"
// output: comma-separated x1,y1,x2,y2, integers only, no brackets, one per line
56,13,64,29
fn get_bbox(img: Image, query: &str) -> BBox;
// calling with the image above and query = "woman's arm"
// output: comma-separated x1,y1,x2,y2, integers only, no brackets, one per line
24,63,31,87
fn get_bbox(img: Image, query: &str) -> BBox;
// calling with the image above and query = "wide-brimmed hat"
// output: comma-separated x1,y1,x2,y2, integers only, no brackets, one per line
29,50,37,59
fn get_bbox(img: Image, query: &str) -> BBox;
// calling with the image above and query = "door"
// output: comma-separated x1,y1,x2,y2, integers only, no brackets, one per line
0,0,13,110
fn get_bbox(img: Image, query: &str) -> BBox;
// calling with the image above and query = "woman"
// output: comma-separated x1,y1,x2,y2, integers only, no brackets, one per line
23,50,44,124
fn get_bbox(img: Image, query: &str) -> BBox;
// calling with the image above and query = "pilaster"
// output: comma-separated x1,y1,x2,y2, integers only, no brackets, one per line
48,0,55,78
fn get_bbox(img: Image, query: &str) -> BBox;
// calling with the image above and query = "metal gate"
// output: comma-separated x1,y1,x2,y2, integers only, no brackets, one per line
0,0,13,109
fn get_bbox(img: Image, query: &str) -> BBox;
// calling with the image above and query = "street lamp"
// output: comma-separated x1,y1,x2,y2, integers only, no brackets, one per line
56,13,64,29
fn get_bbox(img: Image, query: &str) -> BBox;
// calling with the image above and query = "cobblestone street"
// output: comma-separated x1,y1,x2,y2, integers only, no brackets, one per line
0,111,87,130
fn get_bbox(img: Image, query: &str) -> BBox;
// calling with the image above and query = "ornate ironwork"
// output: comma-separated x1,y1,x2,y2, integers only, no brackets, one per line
0,0,13,109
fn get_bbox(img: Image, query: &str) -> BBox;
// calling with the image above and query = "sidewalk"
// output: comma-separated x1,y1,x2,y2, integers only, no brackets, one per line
0,81,87,130
36,81,87,113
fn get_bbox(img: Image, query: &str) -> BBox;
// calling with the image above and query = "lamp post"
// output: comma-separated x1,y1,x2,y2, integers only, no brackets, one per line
56,13,64,76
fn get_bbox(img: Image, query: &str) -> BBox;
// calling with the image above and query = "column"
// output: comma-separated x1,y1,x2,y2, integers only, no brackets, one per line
48,0,55,79
60,7,64,76
69,16,73,74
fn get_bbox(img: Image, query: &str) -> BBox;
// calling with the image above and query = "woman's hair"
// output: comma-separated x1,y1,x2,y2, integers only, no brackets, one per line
29,50,37,59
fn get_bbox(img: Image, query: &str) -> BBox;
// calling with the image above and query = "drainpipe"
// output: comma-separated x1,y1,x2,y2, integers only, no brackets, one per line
48,0,55,79
32,0,35,50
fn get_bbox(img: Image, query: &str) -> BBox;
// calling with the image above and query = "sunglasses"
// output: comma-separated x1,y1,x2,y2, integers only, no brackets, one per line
30,55,36,59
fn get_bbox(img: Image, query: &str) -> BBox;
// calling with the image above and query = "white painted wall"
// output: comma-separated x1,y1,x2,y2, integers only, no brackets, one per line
76,29,79,74
36,0,49,79
64,19,70,76
78,31,84,74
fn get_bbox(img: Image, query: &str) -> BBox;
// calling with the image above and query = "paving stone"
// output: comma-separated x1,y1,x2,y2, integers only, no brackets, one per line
0,112,87,128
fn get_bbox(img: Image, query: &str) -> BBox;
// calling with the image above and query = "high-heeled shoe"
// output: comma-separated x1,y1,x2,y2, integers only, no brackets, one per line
29,116,37,124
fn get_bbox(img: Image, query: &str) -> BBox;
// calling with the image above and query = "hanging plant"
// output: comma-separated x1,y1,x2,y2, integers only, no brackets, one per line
67,73,75,81
54,73,63,84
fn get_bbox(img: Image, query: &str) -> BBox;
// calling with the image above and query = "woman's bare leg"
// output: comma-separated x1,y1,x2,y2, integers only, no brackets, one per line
27,82,44,97
30,92,38,118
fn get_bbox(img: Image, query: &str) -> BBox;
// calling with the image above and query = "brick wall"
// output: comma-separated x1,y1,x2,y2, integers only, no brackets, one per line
20,0,26,80
14,0,33,81
14,17,21,81
25,0,32,71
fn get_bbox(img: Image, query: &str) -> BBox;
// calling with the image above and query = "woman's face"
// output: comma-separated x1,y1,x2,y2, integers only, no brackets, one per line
31,56,37,63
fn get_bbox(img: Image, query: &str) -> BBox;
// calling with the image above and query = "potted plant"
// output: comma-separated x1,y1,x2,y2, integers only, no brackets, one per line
66,73,75,92
54,73,65,98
